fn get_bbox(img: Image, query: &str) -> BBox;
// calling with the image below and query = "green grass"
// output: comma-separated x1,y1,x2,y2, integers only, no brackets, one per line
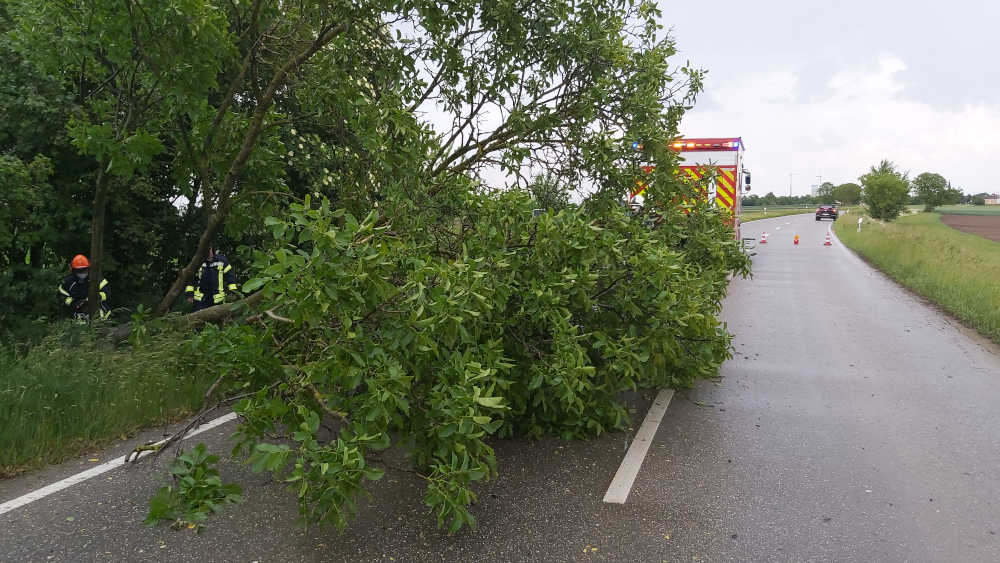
0,325,216,477
932,205,1000,216
740,209,812,222
835,212,1000,343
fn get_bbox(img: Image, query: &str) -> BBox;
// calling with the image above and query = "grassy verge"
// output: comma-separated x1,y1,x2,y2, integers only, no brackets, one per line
0,324,215,477
741,209,811,222
932,205,1000,216
834,212,1000,343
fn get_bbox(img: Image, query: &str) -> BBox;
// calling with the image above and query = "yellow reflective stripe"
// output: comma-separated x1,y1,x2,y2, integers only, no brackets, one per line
58,286,71,296
213,293,225,304
227,284,238,291
64,297,73,305
223,264,232,273
217,266,223,296
99,279,108,289
99,292,107,301
193,290,204,300
184,285,194,293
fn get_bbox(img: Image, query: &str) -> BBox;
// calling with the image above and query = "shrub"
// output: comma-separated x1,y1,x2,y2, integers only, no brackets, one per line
861,160,910,220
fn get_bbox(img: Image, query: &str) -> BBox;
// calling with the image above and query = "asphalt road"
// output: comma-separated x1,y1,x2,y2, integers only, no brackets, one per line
3,212,1000,562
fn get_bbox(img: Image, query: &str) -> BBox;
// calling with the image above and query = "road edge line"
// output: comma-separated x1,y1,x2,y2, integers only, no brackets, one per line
0,412,238,515
602,388,674,504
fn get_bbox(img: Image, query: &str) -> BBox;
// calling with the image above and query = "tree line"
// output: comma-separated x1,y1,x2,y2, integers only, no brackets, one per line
743,165,969,220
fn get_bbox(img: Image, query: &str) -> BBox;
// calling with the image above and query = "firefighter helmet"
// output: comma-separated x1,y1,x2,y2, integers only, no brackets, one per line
70,254,90,269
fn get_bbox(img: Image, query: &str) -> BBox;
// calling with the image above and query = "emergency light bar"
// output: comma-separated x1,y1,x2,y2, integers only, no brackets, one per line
669,138,741,151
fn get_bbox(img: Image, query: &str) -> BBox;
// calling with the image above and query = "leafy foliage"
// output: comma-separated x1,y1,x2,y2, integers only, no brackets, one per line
146,443,244,532
528,175,572,213
4,0,750,536
205,180,747,532
861,160,910,220
182,0,746,534
815,182,835,200
911,172,960,211
832,182,862,205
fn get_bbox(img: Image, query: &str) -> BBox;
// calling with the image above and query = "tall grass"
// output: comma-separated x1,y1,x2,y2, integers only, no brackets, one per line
835,212,1000,343
0,324,216,477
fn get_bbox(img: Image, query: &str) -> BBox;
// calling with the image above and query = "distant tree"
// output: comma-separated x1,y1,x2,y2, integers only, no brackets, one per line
911,172,952,211
860,160,910,220
527,174,571,212
761,191,777,206
943,186,963,205
832,182,861,204
816,181,835,201
972,195,987,206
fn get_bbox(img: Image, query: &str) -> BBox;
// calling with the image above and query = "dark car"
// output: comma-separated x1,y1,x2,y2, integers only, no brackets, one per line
815,205,838,221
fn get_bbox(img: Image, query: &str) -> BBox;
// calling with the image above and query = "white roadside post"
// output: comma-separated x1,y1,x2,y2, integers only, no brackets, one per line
857,216,863,232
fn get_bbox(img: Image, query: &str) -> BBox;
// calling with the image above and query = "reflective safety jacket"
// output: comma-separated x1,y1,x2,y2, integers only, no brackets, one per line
58,275,110,319
185,253,238,309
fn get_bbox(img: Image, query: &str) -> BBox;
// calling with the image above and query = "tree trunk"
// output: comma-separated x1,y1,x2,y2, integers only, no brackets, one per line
109,290,265,344
153,205,229,315
152,22,348,316
88,165,112,317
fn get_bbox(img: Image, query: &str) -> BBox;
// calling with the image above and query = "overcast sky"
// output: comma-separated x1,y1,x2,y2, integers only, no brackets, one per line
660,0,998,196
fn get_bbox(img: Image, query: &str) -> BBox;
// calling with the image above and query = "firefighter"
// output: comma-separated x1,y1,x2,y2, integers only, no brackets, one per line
185,247,238,311
58,254,110,320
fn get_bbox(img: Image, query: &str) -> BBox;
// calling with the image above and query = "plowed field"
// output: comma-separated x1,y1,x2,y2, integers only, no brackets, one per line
940,214,1000,242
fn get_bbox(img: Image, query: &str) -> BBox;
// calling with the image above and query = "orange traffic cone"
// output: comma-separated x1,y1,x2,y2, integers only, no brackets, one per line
793,234,799,245
760,232,768,244
824,233,832,246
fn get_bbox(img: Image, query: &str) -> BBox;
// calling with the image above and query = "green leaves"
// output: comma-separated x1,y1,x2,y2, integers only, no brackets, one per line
861,160,911,221
204,173,745,531
0,0,753,537
911,172,959,212
474,396,505,409
145,443,244,532
67,120,165,178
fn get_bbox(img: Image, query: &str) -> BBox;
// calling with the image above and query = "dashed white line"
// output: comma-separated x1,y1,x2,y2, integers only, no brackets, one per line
0,412,238,515
603,389,675,504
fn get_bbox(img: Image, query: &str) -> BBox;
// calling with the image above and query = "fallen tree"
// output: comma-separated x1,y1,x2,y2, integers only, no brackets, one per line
106,292,267,344
40,0,749,535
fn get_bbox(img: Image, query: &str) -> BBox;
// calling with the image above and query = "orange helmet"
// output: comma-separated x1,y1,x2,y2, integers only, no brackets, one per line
70,254,90,269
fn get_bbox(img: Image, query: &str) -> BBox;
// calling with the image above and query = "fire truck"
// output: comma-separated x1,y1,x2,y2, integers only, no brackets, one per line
672,137,751,239
630,137,751,239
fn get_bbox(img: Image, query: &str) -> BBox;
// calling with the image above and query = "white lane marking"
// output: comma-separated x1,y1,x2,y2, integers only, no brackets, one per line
0,412,238,515
775,226,781,230
603,389,675,504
